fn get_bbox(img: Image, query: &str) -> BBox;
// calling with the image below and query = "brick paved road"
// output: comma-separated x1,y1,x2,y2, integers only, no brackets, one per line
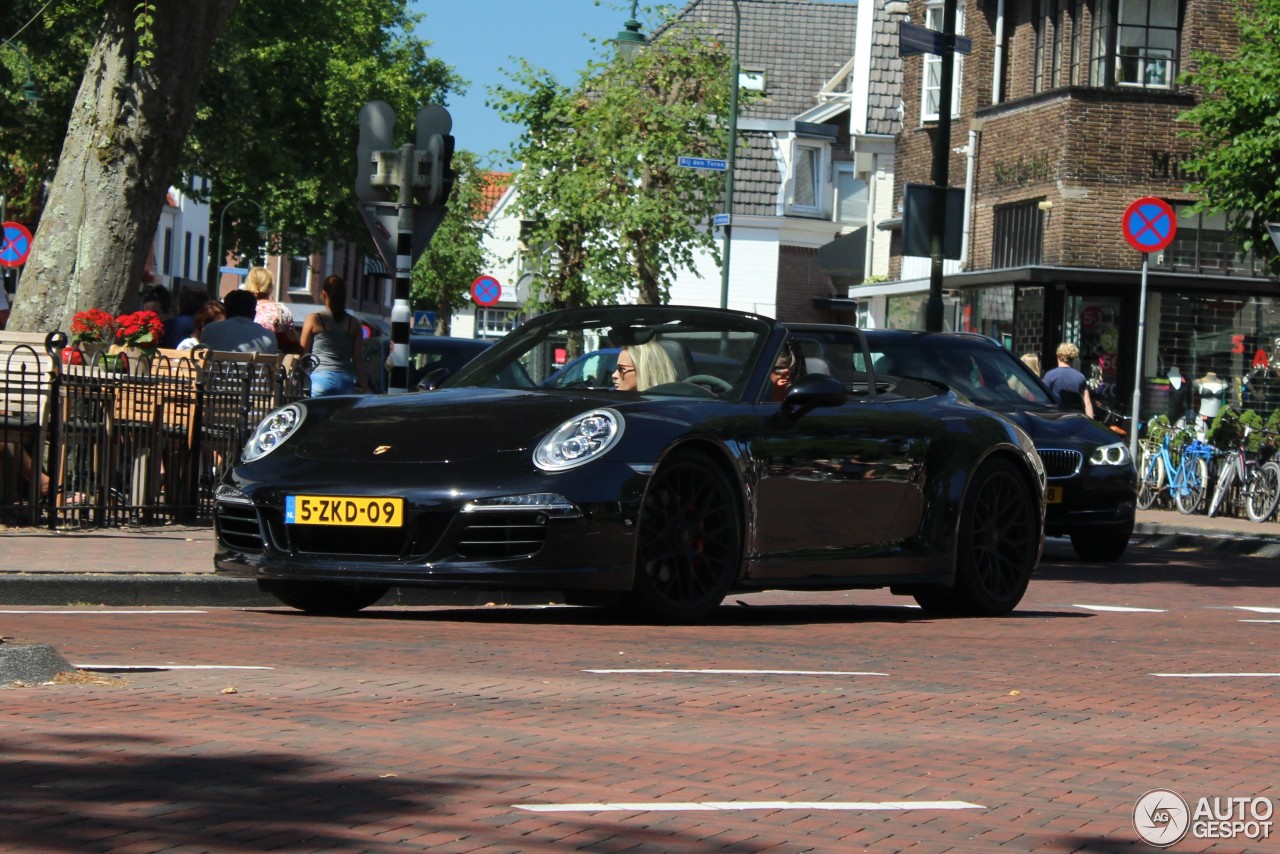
1,541,1276,852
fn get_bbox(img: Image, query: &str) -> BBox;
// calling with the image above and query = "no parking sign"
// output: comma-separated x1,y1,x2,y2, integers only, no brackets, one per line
0,222,33,268
1121,197,1177,253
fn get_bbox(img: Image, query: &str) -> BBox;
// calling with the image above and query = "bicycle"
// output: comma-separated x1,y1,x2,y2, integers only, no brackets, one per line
1207,425,1280,522
1136,430,1213,515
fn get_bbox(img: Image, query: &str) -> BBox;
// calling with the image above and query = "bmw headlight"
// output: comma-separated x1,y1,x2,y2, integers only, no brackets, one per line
533,408,624,471
242,403,306,462
1089,441,1131,466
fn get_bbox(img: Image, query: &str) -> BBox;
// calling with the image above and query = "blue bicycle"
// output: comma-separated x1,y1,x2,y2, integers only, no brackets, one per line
1136,431,1214,515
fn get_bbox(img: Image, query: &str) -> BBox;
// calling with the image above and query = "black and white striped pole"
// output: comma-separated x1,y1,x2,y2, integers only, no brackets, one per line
355,102,454,394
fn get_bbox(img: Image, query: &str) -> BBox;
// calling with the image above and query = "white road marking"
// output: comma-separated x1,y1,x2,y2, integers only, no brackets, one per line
515,800,984,813
1235,606,1280,614
0,610,207,615
584,669,887,676
1240,620,1280,624
72,664,273,672
1073,604,1166,613
1151,673,1280,678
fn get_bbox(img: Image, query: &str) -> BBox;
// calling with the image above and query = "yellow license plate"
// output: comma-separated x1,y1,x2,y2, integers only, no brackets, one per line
285,495,404,527
1046,486,1063,504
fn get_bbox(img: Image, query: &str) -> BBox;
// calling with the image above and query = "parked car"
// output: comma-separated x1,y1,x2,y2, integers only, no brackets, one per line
850,329,1137,562
215,305,1045,621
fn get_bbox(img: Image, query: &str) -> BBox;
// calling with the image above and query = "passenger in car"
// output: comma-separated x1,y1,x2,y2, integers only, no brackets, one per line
770,340,808,401
613,341,678,392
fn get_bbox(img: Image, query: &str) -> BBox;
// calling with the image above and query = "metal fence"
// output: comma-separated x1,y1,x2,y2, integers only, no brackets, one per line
1,339,309,529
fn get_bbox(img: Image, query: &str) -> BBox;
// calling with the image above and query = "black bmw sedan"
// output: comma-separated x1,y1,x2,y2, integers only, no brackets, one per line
851,329,1137,562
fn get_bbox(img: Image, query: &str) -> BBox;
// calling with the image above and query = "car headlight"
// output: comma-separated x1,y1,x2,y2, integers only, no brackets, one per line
242,403,306,462
533,408,624,471
1089,441,1131,466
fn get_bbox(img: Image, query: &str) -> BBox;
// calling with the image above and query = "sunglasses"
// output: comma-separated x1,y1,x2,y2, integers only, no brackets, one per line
614,365,636,376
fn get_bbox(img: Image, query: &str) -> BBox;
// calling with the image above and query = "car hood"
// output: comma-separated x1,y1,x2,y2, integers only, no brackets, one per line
291,388,628,464
986,405,1120,449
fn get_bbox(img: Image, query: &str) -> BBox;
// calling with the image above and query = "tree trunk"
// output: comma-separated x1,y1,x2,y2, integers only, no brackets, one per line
8,0,238,334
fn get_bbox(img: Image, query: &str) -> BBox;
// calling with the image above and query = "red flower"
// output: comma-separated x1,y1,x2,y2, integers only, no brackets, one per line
114,310,165,353
70,308,117,345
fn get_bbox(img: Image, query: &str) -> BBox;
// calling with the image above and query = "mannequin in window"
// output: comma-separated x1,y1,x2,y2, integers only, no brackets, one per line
1166,366,1191,428
1195,371,1227,423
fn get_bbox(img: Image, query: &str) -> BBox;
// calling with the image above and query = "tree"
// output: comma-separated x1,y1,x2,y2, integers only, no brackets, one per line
2,0,460,331
491,14,735,308
189,0,460,274
411,150,495,335
1179,0,1280,274
8,0,239,333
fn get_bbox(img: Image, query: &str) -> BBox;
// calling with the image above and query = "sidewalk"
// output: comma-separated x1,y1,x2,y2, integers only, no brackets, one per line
1,508,1278,606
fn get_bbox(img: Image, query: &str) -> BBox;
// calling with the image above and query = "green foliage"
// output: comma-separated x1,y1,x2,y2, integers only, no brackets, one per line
1207,406,1265,451
411,150,493,334
1178,0,1280,276
491,9,739,308
0,0,461,262
188,0,462,263
133,2,155,66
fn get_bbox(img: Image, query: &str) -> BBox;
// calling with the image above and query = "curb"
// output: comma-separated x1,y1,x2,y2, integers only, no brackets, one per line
3,529,1280,607
0,574,566,608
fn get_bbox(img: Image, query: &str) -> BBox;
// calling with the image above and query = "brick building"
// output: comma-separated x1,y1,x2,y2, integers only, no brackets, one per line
856,0,1278,428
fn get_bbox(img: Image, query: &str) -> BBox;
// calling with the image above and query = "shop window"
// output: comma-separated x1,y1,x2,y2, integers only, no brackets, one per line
1090,0,1179,89
922,1,965,121
992,200,1044,269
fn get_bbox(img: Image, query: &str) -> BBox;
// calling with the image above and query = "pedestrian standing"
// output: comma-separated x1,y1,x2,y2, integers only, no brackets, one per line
1041,342,1094,418
299,275,368,396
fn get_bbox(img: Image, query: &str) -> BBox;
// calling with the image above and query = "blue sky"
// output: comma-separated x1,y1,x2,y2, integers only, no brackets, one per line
410,0,637,170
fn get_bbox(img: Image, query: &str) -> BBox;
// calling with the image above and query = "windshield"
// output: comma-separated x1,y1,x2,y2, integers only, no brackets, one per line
445,306,773,402
864,336,1055,408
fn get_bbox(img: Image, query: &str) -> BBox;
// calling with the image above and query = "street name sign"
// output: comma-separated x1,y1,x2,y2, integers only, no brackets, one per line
678,156,728,172
898,21,972,57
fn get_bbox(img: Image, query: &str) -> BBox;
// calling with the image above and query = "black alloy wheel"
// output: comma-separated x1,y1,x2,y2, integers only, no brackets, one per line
915,458,1038,616
259,580,389,615
627,450,742,623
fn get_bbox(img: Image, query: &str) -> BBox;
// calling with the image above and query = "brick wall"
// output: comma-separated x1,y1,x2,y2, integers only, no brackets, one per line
895,0,1250,275
776,246,836,323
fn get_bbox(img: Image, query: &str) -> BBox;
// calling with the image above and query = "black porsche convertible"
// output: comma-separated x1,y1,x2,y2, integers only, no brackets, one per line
214,305,1046,621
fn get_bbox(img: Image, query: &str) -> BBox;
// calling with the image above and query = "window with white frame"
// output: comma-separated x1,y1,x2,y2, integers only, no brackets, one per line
834,166,869,228
288,256,311,293
477,308,520,337
788,139,829,217
921,1,965,121
1090,0,1179,88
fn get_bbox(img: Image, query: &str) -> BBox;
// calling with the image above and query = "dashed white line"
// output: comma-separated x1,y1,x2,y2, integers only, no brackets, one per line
584,669,887,676
0,610,207,615
72,664,273,672
1151,673,1280,678
1235,607,1280,614
1073,604,1166,613
515,800,984,813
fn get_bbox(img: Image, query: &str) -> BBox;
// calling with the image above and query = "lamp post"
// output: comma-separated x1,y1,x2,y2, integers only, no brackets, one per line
614,1,742,309
213,198,270,290
2,44,42,109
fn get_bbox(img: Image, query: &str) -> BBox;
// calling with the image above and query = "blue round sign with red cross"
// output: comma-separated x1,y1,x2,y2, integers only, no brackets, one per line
470,274,502,307
0,221,34,268
1122,197,1177,253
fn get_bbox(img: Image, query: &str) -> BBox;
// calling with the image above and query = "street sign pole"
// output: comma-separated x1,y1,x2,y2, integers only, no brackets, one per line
925,0,959,333
1129,253,1151,461
1121,196,1177,459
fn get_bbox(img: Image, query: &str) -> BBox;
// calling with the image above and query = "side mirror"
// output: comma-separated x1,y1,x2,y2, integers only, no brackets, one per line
782,373,847,415
417,367,450,391
1057,389,1086,413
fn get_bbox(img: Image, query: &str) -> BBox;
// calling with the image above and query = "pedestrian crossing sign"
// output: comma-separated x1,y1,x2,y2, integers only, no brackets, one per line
413,311,437,333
